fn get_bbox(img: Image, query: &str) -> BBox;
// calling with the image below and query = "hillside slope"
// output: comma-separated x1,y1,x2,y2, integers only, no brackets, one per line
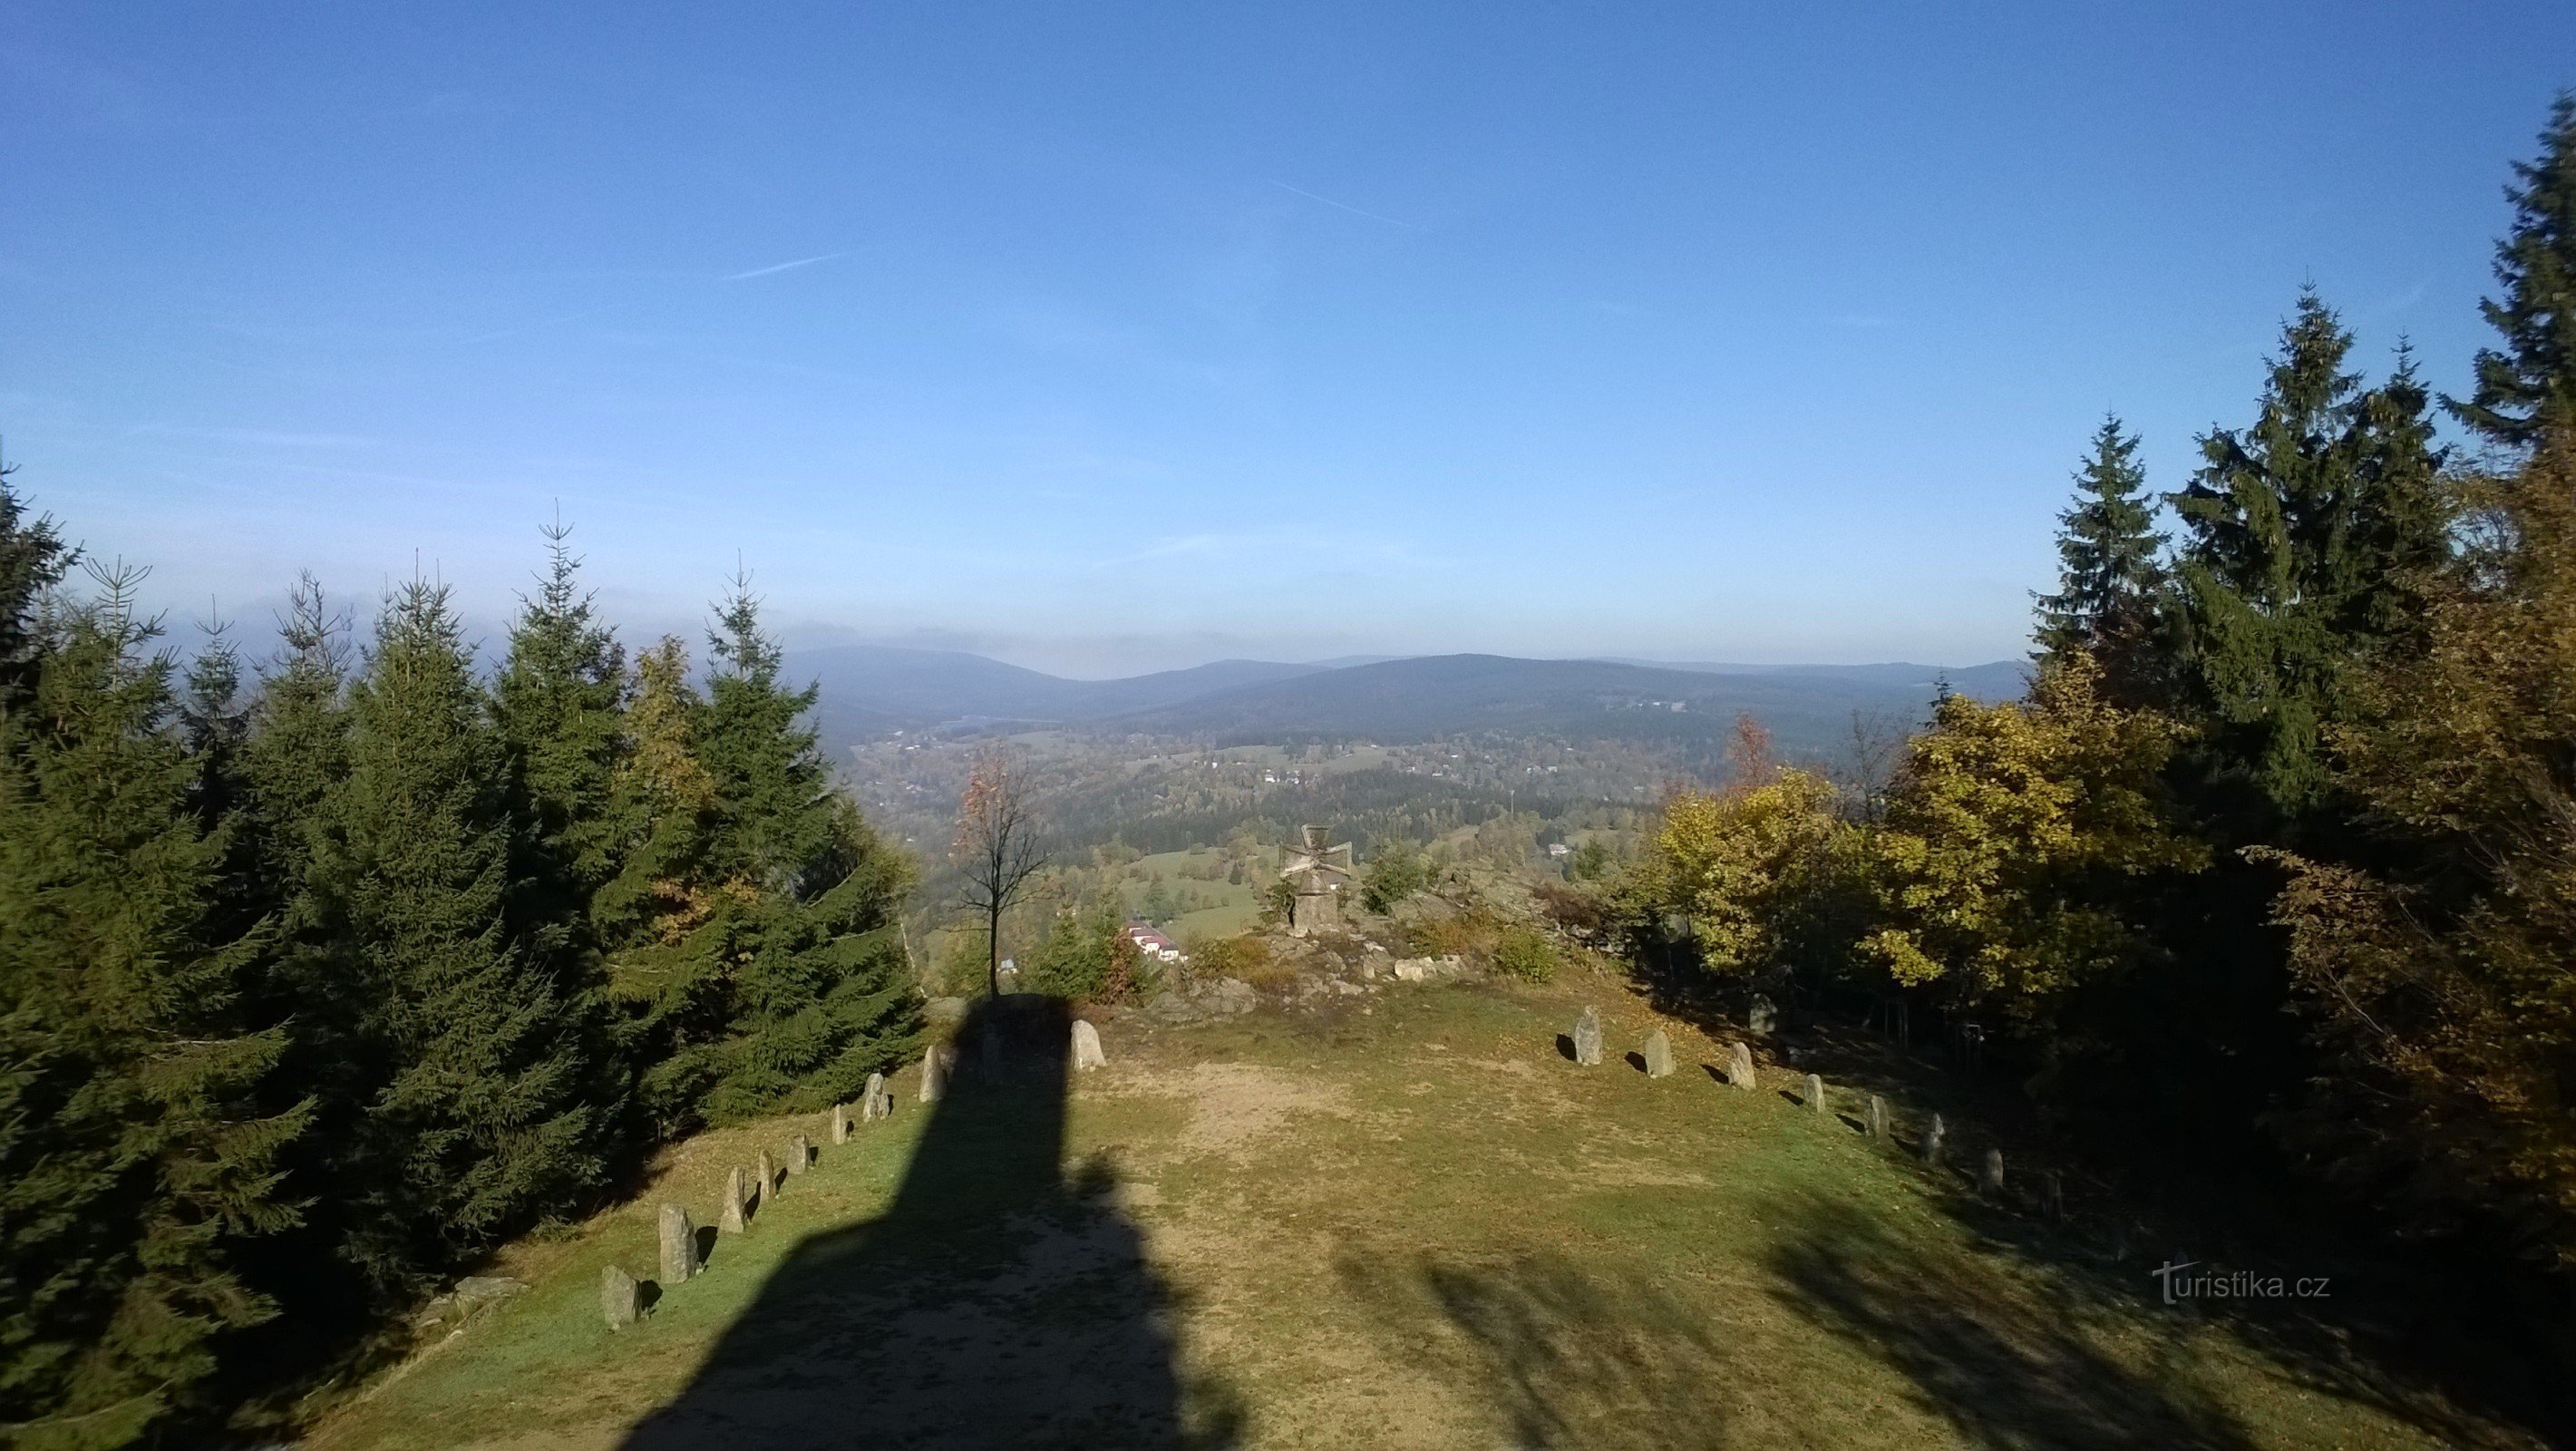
305,981,2515,1451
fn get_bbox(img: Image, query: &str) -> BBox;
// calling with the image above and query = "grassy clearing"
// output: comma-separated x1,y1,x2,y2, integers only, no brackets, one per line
306,978,2532,1450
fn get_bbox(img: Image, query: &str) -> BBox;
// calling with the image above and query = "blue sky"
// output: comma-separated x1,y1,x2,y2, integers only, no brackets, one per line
3,3,2569,677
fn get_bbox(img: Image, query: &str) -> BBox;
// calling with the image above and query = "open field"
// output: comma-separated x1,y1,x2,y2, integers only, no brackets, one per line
306,978,2534,1450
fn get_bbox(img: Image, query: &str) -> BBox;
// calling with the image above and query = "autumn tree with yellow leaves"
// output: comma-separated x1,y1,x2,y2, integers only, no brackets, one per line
1855,657,2205,1018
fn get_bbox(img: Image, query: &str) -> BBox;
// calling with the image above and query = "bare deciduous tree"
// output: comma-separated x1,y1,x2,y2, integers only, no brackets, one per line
952,746,1045,998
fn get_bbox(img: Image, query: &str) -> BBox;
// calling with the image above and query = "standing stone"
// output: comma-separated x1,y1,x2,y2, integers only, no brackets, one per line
1868,1095,1890,1140
721,1167,748,1233
863,1071,893,1122
658,1204,696,1284
757,1149,778,1200
2043,1170,2065,1221
920,1045,951,1104
831,1103,851,1144
1921,1114,1946,1167
1726,1040,1756,1091
1982,1148,2007,1196
1572,1007,1603,1066
1806,1073,1826,1115
1072,1019,1108,1071
1747,994,1778,1035
786,1135,811,1175
601,1264,641,1329
1641,1028,1675,1078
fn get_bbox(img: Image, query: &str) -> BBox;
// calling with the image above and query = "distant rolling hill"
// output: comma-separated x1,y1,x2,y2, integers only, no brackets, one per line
792,645,2025,759
1611,657,2030,702
790,645,1326,741
1102,653,2019,755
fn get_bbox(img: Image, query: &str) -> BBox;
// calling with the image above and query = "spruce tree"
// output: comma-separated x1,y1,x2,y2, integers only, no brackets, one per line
0,570,303,1449
234,578,360,1263
319,580,598,1296
492,520,628,923
612,579,914,1129
2033,414,2168,705
2454,93,2576,452
2167,290,2449,815
591,636,729,1135
0,470,73,708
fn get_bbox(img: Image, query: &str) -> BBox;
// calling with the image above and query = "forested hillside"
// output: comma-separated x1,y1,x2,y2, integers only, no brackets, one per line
0,523,917,1447
1572,95,2576,1301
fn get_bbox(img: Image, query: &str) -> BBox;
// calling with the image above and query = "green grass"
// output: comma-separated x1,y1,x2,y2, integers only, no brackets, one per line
1127,846,1262,940
305,980,2532,1450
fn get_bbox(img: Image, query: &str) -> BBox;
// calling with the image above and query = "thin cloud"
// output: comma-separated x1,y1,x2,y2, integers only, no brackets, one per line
1269,180,1417,229
722,251,850,282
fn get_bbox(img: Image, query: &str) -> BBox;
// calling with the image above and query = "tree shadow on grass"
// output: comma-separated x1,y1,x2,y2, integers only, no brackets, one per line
621,995,1240,1450
1768,1198,2255,1450
1767,1190,2560,1450
1337,1251,1735,1448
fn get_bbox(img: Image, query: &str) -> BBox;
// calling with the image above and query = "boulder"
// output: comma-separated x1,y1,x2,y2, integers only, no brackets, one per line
1572,1006,1603,1066
1205,977,1257,1016
923,996,968,1025
1071,1019,1108,1071
1642,1028,1675,1078
601,1265,641,1330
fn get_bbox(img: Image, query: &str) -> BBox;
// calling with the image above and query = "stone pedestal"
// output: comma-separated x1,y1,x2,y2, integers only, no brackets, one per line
657,1204,696,1284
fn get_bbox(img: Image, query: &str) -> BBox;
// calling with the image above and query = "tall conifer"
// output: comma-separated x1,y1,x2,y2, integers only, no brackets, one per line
493,521,627,923
0,470,73,708
2034,414,2168,705
613,579,914,1130
0,568,303,1449
2168,291,2449,815
319,580,597,1295
2454,93,2576,452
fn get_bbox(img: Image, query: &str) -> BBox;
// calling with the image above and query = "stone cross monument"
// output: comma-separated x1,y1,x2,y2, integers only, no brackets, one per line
1279,823,1355,936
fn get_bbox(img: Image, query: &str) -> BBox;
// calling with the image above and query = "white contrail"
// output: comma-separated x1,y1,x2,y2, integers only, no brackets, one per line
1269,180,1416,229
722,251,850,282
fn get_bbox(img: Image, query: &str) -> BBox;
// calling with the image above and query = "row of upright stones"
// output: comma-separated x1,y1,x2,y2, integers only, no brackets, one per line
599,1016,1114,1329
1565,1003,2057,1218
599,1069,898,1330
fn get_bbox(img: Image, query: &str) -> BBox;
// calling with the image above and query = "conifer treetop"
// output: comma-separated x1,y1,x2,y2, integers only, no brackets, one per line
2454,92,2576,451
